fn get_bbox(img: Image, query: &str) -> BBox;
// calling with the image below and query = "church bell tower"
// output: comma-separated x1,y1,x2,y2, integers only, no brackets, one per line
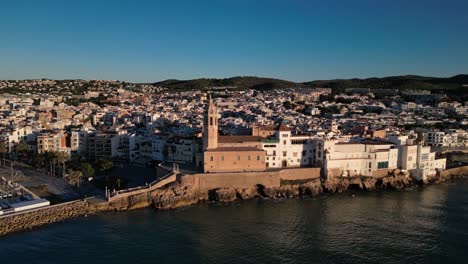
203,95,218,150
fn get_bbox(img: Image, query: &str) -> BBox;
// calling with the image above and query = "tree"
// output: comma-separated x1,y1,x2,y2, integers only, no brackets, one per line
98,160,113,175
14,140,28,160
162,145,169,162
79,163,95,178
44,151,58,176
67,169,83,187
56,152,69,179
0,141,7,166
170,145,176,162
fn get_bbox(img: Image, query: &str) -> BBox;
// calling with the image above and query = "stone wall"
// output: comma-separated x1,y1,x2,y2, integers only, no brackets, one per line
372,169,393,178
181,171,280,189
0,200,95,236
439,165,468,178
181,167,321,190
279,167,320,180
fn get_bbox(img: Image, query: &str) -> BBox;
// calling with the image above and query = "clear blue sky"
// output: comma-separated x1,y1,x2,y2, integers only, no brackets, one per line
1,0,467,82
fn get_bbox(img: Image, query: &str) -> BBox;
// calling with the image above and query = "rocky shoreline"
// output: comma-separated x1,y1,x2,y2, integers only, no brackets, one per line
108,168,467,211
1,166,467,236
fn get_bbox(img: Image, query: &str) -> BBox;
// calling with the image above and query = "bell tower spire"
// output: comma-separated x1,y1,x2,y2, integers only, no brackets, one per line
203,94,218,150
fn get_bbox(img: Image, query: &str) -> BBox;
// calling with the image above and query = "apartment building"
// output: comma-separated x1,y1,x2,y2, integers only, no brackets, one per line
324,141,398,178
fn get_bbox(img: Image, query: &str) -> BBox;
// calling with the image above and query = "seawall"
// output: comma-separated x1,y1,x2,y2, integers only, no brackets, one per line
1,166,467,236
0,200,96,236
106,166,468,211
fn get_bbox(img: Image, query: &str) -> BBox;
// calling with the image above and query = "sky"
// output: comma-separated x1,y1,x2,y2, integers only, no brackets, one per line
1,0,468,82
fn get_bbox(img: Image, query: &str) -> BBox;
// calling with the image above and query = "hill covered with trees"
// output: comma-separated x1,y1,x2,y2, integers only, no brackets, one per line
153,74,468,95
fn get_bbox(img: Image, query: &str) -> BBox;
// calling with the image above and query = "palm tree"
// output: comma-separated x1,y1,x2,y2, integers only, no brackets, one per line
44,151,57,176
0,141,7,167
34,153,47,173
14,140,28,161
162,145,169,162
56,152,70,180
170,145,177,163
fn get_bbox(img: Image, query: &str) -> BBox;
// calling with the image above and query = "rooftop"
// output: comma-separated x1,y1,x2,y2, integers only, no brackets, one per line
218,135,264,143
205,147,264,152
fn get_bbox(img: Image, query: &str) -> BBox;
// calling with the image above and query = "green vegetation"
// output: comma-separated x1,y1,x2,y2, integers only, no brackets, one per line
67,169,83,187
79,163,95,178
153,76,299,91
98,160,113,175
153,74,468,99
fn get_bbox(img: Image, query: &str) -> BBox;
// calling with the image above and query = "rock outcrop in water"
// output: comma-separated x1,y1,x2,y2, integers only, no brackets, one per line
106,170,409,209
131,168,466,210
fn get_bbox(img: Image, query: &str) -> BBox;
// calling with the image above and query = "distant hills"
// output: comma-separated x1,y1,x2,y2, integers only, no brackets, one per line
153,74,468,94
153,77,297,91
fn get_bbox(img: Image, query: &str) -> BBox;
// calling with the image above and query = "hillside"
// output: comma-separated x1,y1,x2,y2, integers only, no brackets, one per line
303,74,468,93
153,76,299,91
153,75,468,94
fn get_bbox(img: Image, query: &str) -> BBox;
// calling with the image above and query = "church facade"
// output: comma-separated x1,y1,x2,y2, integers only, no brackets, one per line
203,97,266,173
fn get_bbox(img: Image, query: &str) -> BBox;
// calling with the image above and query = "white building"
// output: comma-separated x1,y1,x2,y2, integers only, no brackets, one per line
388,134,446,180
400,144,446,180
324,141,398,178
261,125,314,169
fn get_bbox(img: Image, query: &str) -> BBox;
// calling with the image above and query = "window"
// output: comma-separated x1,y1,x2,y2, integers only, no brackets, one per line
237,155,240,161
257,156,260,161
369,162,372,168
421,154,428,161
248,155,251,160
282,151,287,157
221,156,224,161
210,156,213,161
283,140,287,145
377,161,389,169
210,117,213,126
293,152,298,157
273,150,276,156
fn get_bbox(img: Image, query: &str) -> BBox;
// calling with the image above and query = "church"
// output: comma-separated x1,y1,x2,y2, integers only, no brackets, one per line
202,96,319,173
203,97,266,173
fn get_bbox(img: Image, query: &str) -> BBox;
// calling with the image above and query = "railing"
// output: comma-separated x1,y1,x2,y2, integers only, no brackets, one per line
107,162,178,202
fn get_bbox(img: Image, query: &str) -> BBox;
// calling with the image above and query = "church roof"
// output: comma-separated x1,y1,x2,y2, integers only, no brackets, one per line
205,147,264,152
218,135,264,143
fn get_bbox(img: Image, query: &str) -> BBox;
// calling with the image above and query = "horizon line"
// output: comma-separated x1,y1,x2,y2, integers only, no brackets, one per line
1,73,467,84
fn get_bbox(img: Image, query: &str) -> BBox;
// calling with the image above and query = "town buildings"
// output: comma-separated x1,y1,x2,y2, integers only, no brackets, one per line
0,78,464,182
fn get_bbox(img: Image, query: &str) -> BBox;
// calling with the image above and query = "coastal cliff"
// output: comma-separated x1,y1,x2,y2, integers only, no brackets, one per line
106,167,468,210
1,166,467,236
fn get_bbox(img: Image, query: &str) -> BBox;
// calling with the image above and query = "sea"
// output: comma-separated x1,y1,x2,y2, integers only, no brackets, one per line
1,178,467,264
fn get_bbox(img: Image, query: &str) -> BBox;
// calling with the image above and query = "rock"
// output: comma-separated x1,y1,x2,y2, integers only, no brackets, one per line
300,179,323,196
236,188,258,200
215,188,237,202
